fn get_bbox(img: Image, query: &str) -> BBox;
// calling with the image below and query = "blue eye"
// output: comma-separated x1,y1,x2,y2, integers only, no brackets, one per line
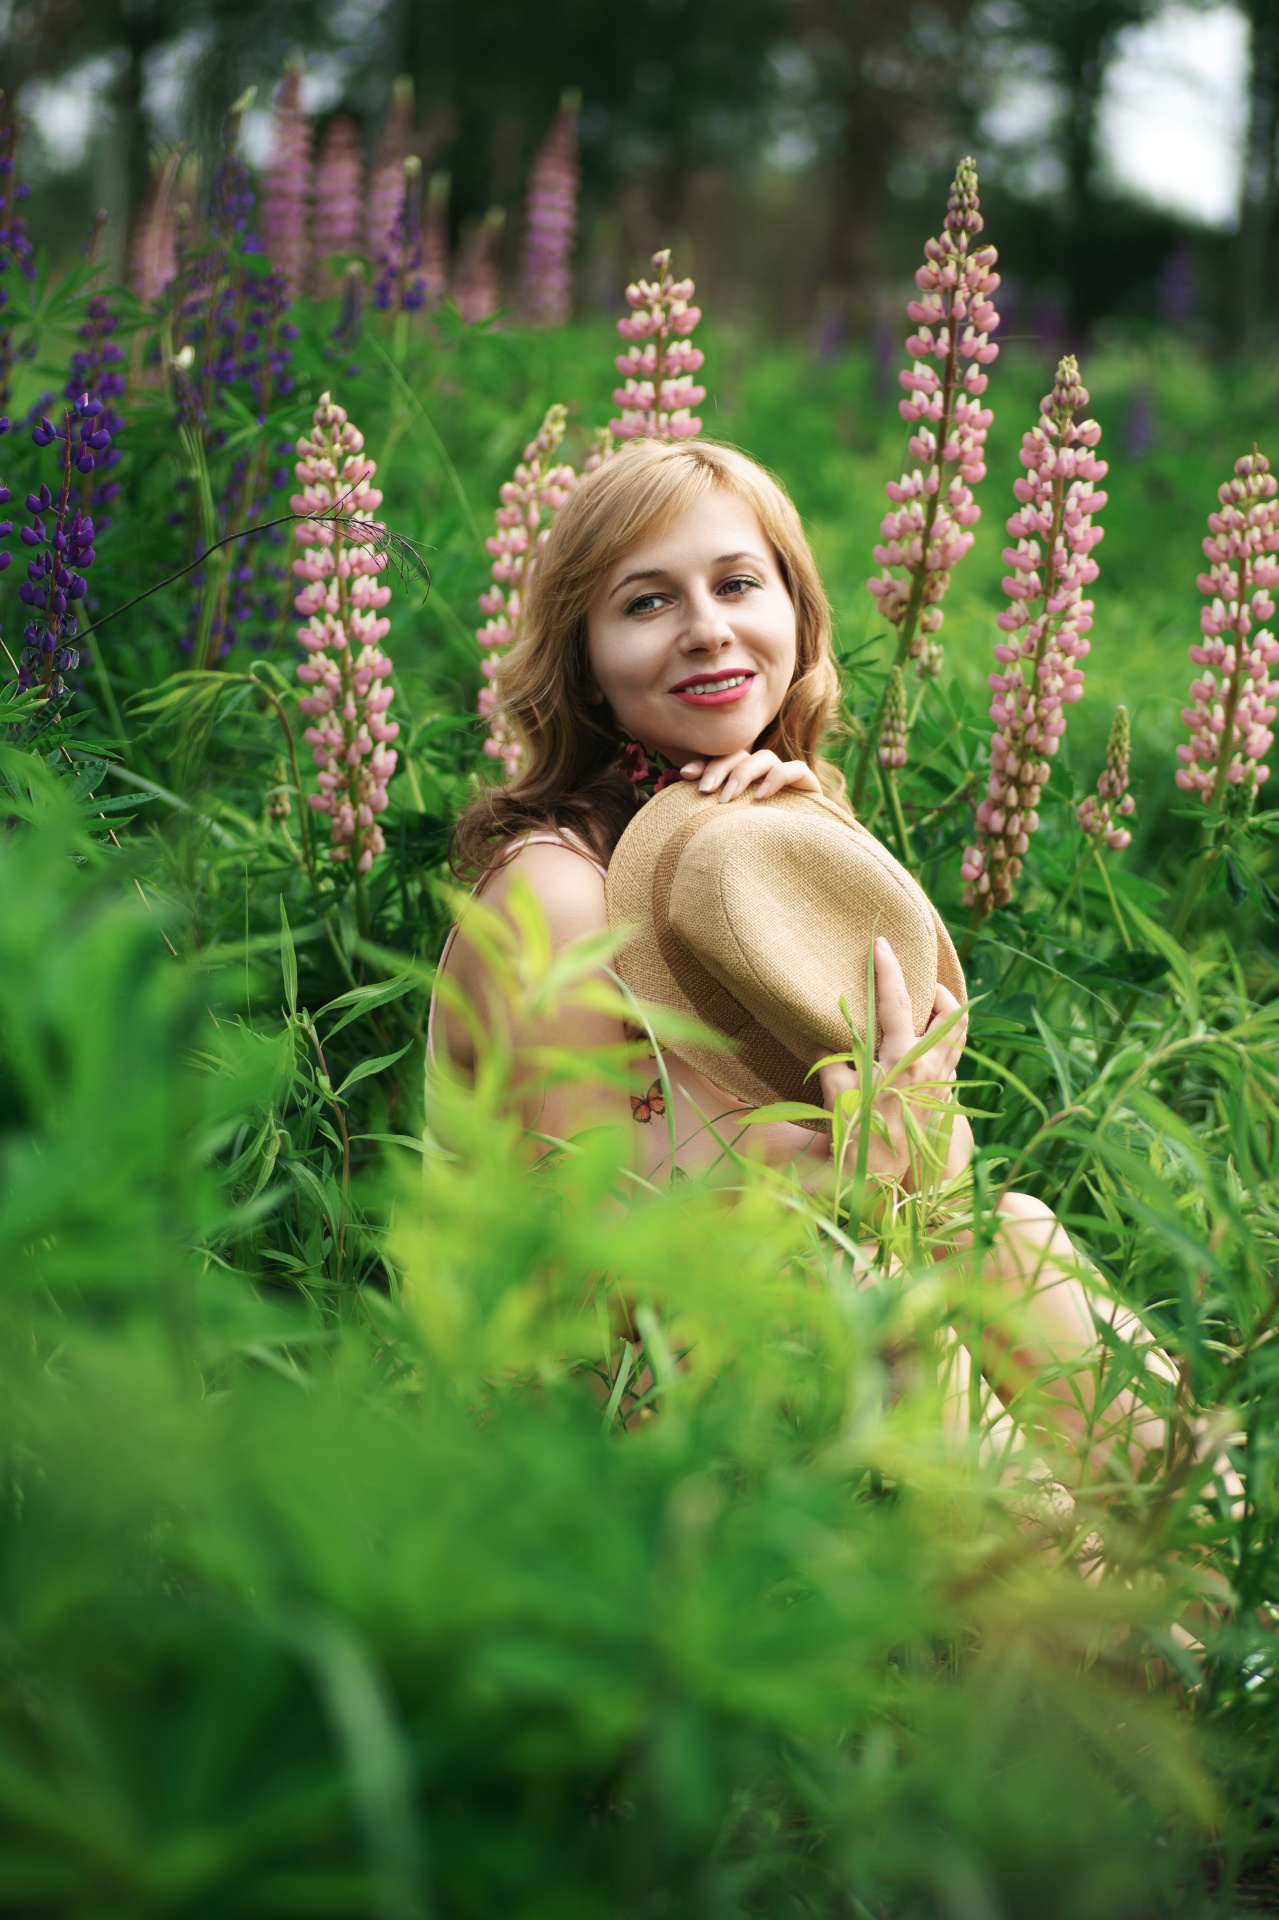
719,575,763,596
624,592,664,615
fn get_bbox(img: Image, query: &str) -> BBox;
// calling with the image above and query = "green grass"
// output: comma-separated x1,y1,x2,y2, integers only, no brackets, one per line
3,264,1279,1914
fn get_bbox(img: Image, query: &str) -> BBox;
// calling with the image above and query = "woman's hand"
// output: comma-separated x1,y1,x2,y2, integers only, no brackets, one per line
817,936,971,1190
680,747,823,804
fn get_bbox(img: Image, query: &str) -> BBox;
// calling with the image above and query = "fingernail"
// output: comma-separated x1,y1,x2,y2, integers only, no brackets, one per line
874,936,888,955
699,779,714,793
719,786,734,802
681,762,699,773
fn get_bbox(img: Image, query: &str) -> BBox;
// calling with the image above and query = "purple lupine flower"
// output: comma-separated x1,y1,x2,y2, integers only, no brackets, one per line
169,96,298,665
866,159,1000,693
18,393,112,696
1124,383,1156,461
373,157,427,313
329,261,365,376
0,91,35,416
961,356,1108,914
65,293,124,530
455,207,505,324
518,92,579,329
610,249,705,441
1175,451,1279,803
310,114,363,294
261,63,313,297
0,415,14,598
1078,704,1135,851
477,404,576,775
292,392,398,872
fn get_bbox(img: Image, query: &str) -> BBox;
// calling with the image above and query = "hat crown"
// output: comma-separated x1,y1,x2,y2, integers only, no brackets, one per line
606,782,964,1109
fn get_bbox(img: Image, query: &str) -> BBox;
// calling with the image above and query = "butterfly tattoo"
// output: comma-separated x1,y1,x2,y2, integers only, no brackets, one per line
630,1078,666,1124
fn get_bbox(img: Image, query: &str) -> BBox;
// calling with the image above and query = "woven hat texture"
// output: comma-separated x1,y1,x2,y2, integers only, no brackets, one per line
605,782,965,1109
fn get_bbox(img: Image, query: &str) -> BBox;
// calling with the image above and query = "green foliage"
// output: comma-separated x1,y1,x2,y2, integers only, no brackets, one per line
3,277,1279,1912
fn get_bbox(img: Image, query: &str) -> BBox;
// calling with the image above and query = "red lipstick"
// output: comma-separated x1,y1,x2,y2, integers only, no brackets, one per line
668,668,757,707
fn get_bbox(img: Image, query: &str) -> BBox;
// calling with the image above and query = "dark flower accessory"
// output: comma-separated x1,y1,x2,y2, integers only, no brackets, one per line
618,738,682,806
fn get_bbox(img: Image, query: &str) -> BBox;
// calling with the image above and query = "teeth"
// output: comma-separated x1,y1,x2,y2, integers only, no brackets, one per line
682,674,749,695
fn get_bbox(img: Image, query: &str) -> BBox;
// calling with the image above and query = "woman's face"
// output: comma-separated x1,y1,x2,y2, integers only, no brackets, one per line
586,489,798,763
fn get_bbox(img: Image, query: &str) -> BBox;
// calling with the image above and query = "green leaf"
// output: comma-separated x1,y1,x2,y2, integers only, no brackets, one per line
335,1043,414,1099
738,1100,830,1125
320,974,418,1039
280,898,298,1018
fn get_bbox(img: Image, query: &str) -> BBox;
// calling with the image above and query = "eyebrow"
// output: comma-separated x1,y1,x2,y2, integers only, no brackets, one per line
608,551,770,601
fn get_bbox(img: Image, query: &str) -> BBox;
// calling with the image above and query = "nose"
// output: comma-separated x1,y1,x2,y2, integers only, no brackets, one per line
678,582,736,655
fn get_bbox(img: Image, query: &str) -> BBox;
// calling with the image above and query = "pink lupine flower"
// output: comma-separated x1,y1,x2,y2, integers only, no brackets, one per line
292,391,398,874
961,355,1108,915
610,248,705,441
1175,449,1279,804
366,75,416,263
130,151,181,303
878,666,908,768
519,92,580,328
261,62,313,298
455,207,505,324
477,403,576,774
1078,704,1135,851
865,158,999,707
309,114,363,294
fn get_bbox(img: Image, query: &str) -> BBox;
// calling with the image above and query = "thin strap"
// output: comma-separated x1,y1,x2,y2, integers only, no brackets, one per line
427,830,608,1065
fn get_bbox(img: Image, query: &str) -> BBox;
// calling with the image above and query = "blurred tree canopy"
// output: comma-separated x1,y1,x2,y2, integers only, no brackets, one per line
0,0,1259,337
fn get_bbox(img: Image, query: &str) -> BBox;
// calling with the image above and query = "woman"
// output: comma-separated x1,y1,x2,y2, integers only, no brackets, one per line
435,438,1165,1473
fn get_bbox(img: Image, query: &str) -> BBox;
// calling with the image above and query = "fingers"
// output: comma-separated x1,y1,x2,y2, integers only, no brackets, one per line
688,749,823,803
689,749,749,795
818,1060,858,1111
753,757,822,799
926,982,968,1074
873,937,915,1066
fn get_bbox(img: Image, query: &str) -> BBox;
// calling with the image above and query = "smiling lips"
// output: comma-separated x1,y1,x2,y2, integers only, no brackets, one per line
669,668,757,706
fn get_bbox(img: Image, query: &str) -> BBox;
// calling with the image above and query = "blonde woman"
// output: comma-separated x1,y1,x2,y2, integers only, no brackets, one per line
433,438,1166,1471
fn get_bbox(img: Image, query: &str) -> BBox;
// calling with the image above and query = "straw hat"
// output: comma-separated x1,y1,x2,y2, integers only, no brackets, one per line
605,781,966,1109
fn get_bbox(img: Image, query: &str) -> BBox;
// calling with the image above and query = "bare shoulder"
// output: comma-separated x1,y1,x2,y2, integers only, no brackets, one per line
475,840,609,942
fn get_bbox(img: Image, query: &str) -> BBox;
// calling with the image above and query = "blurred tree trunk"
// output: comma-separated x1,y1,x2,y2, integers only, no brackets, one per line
991,0,1152,334
793,0,980,315
1239,0,1279,347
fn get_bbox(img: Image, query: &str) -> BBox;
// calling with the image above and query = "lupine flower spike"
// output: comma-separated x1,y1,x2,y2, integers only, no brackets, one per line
1176,450,1279,804
477,404,576,774
519,92,580,328
455,208,505,324
374,157,427,315
18,393,113,695
261,62,313,297
0,91,35,415
66,291,124,530
309,114,362,295
292,392,398,873
1078,704,1135,851
366,76,415,263
129,150,181,303
858,157,999,801
961,356,1108,914
611,250,704,441
878,666,909,768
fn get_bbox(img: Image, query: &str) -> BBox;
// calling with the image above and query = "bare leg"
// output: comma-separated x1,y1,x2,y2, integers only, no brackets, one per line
955,1191,1171,1481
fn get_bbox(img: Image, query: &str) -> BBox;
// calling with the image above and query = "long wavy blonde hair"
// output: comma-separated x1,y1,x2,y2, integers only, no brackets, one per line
451,437,845,875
